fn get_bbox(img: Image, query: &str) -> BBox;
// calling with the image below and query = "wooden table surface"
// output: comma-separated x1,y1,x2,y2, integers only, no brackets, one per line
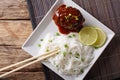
0,0,120,80
0,0,45,80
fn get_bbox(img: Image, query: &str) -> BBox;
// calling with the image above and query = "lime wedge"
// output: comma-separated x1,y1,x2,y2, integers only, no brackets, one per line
93,28,106,47
79,27,98,45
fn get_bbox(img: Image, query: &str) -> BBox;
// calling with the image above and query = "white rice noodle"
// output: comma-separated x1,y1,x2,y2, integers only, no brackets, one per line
39,33,94,75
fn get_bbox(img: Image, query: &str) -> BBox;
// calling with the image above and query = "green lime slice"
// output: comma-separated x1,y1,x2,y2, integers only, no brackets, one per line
93,28,106,47
79,27,98,45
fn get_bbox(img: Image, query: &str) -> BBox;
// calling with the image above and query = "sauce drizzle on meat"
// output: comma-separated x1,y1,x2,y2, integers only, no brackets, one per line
53,4,85,34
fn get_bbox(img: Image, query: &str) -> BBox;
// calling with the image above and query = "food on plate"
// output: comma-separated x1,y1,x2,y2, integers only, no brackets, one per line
37,4,106,76
79,27,98,46
93,28,107,47
39,33,94,75
79,26,106,48
53,4,85,34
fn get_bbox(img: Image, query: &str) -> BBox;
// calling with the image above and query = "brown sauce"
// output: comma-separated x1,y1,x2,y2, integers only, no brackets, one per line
53,4,85,34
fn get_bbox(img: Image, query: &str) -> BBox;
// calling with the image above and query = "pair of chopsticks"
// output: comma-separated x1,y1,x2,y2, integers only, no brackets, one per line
0,48,60,78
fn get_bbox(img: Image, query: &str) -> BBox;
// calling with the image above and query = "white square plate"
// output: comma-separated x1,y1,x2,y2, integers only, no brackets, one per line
22,0,115,80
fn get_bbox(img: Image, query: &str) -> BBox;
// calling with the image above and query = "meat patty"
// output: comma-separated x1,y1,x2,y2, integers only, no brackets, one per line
53,4,85,33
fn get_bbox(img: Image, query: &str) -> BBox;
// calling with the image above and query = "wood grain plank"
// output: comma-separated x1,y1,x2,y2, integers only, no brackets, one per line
0,53,43,72
0,0,45,80
0,20,32,59
0,0,29,19
0,20,32,45
0,72,45,80
0,21,43,72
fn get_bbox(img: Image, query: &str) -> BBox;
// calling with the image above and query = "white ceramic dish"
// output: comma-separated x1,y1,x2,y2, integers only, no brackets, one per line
22,0,115,80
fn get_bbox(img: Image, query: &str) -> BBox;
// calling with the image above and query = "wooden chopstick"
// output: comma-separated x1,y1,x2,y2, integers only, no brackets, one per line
0,48,59,72
0,48,60,78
